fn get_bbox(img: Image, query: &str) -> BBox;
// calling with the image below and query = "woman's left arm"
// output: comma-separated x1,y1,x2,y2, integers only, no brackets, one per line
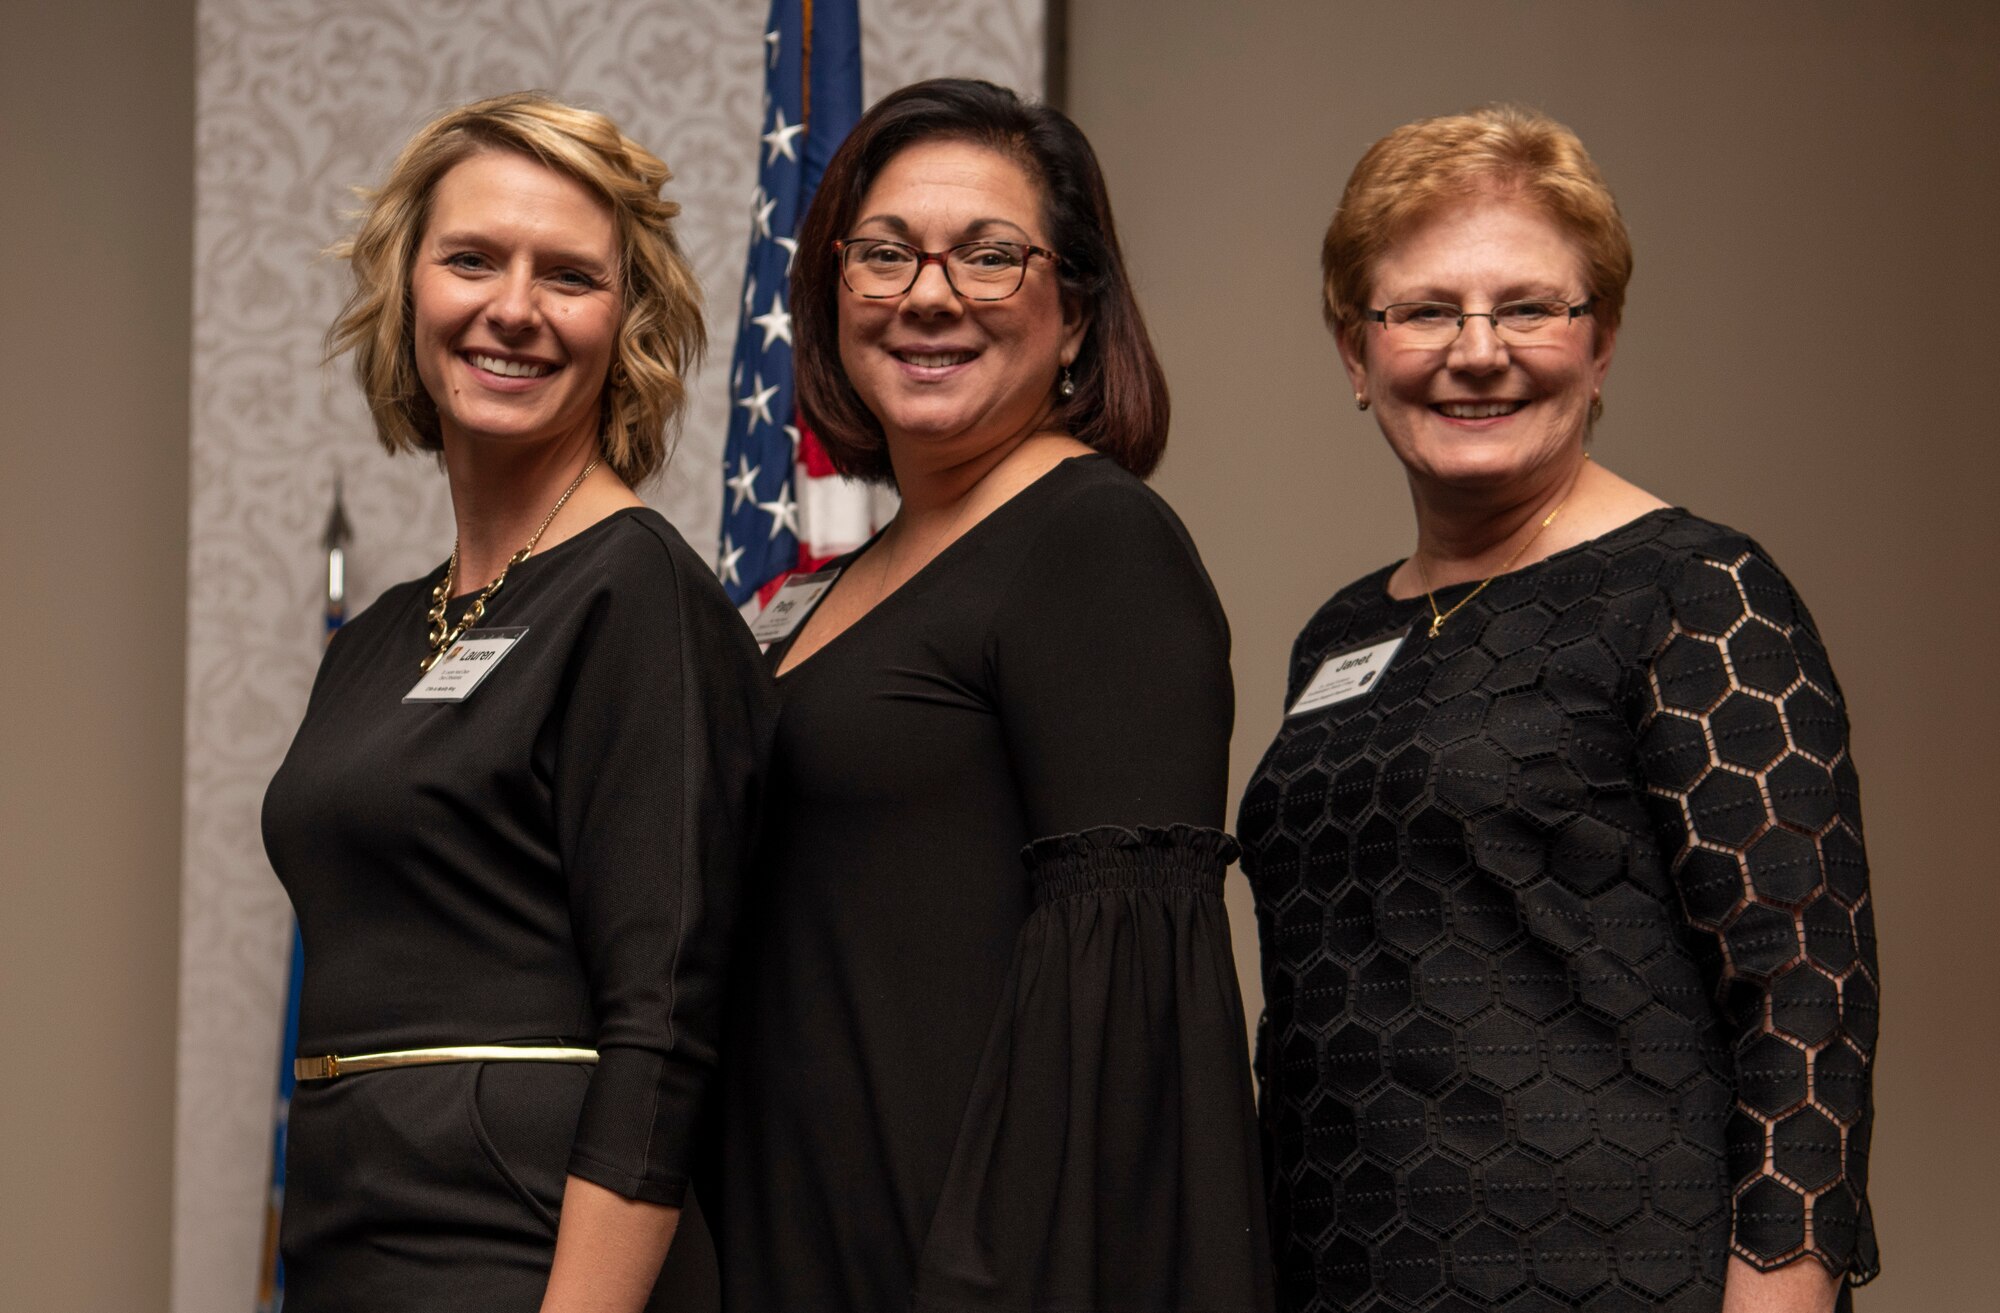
1632,542,1880,1309
1721,1255,1841,1313
541,1178,679,1313
907,476,1271,1313
543,525,773,1311
988,479,1233,832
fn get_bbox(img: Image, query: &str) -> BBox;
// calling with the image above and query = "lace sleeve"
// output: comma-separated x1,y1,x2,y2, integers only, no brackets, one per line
1633,544,1879,1281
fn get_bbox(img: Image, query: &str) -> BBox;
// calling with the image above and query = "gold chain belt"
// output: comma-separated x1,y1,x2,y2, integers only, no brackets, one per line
294,1045,598,1082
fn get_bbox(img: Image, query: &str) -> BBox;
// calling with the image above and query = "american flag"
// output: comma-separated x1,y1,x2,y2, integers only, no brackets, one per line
718,0,879,611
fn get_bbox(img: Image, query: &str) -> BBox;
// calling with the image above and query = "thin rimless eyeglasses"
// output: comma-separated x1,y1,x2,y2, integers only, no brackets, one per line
1364,298,1594,346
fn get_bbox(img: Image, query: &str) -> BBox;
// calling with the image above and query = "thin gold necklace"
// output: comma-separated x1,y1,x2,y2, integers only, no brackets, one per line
1414,456,1588,640
422,457,599,670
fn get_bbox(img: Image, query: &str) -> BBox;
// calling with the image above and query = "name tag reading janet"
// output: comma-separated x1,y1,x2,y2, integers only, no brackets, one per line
750,568,841,646
1287,628,1409,717
404,627,528,703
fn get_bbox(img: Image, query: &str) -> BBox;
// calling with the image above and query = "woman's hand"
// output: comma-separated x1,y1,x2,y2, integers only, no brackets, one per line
1721,1256,1841,1313
538,1175,679,1313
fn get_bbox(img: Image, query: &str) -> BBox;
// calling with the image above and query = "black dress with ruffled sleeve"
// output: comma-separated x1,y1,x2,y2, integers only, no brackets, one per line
1237,510,1879,1312
714,454,1272,1313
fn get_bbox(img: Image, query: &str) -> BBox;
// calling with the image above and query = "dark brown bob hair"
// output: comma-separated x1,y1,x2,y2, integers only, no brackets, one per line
793,78,1169,482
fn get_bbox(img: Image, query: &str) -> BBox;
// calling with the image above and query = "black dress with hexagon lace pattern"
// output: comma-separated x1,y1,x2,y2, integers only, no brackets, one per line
1237,510,1878,1312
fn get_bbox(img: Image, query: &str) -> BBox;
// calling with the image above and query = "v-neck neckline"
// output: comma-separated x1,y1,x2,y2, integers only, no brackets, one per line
772,453,1104,681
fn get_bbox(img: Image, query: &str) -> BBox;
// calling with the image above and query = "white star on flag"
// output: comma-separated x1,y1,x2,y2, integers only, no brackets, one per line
717,534,745,586
752,292,793,350
727,455,761,511
736,373,779,428
717,0,871,609
763,106,805,165
758,484,800,539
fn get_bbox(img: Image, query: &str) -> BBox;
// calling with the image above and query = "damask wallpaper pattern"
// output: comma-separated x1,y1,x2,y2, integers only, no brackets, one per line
177,3,1041,1307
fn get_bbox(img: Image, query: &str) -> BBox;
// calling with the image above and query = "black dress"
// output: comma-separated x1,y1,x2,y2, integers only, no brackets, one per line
715,454,1273,1313
262,508,771,1312
1236,511,1878,1312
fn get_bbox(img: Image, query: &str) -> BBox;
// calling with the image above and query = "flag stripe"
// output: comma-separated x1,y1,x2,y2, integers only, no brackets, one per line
717,0,877,608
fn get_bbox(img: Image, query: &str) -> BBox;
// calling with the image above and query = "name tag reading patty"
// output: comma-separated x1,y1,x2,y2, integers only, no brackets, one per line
750,568,842,646
404,627,528,703
1287,628,1409,717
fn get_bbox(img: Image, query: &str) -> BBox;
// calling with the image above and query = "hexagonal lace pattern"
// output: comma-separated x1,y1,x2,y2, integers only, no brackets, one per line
1238,510,1877,1312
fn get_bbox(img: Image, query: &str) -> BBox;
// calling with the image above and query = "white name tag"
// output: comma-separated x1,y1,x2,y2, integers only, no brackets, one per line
750,568,841,645
1287,629,1409,717
404,626,528,703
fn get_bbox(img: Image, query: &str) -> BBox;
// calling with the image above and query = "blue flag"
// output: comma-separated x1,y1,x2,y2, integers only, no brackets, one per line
717,0,863,606
256,929,304,1312
259,482,349,1310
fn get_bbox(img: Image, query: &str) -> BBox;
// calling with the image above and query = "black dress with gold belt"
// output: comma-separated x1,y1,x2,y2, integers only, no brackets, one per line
262,508,772,1312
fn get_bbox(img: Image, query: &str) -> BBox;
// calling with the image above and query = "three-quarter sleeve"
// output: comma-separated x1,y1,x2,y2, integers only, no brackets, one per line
909,473,1274,1313
553,523,771,1205
1632,543,1879,1281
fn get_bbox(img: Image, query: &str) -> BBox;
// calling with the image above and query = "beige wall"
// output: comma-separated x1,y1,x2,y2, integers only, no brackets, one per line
0,1,194,1310
3,2,1993,1308
1069,1,1997,1306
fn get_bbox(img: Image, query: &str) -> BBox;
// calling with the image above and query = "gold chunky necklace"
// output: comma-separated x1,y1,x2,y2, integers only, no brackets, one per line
1415,456,1588,640
422,457,599,670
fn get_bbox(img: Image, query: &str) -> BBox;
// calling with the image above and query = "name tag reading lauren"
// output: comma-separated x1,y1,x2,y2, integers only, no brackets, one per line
1287,628,1410,717
404,626,528,703
750,568,841,646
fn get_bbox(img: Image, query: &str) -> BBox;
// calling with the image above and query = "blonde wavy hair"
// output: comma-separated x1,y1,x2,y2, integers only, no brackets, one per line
326,92,705,486
1322,104,1632,357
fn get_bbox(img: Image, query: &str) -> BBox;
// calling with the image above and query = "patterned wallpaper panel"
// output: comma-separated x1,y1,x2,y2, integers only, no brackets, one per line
177,3,1042,1308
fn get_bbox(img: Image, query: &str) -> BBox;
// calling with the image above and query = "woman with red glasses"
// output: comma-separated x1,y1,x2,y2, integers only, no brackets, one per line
712,78,1271,1313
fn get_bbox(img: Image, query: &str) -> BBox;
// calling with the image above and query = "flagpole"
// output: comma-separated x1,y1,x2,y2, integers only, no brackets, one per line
323,477,352,637
257,479,352,1312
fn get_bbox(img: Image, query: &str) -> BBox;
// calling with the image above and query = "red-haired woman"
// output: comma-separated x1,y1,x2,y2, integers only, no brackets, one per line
1237,106,1878,1313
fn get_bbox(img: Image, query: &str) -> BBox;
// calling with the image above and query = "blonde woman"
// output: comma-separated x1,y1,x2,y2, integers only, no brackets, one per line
262,93,769,1312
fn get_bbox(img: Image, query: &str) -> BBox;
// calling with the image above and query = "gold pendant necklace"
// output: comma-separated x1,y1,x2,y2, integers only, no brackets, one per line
1416,456,1588,640
421,457,599,670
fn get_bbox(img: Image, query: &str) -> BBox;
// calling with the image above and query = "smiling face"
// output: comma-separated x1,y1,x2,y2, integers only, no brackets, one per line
1339,192,1615,496
411,149,622,458
836,138,1088,471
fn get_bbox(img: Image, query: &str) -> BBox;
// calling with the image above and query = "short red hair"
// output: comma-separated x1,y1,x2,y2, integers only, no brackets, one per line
1322,104,1633,355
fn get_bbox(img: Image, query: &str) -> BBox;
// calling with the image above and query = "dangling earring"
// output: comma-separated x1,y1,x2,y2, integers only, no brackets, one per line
610,359,630,391
1589,390,1604,423
1058,365,1075,399
1355,394,1370,412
